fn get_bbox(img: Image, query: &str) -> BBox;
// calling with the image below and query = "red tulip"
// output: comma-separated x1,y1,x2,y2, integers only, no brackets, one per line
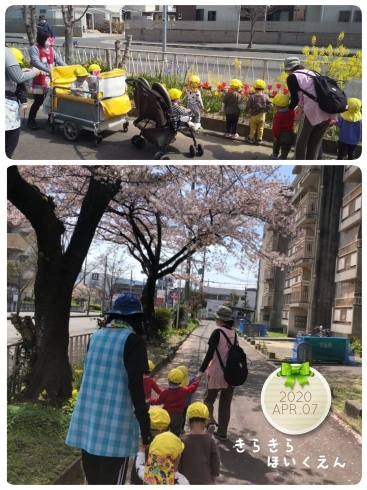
272,90,278,97
267,84,272,90
276,83,282,89
244,84,250,90
283,88,289,95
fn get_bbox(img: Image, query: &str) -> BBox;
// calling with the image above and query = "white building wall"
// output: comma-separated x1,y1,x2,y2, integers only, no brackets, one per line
306,5,360,22
196,5,238,22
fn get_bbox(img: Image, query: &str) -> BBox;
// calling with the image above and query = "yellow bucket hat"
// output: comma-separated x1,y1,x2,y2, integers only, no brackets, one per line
229,78,243,90
88,63,101,72
340,98,362,122
186,401,209,420
270,94,289,108
9,47,24,65
149,408,171,430
167,368,184,384
254,79,266,89
188,75,200,84
168,88,182,100
148,360,155,372
149,432,185,459
73,66,89,77
177,365,189,387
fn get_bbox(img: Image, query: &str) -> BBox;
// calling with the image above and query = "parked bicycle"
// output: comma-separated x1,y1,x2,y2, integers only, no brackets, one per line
314,325,331,337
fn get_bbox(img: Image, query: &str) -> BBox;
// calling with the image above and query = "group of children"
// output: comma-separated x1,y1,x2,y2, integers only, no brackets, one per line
133,362,220,485
167,75,361,160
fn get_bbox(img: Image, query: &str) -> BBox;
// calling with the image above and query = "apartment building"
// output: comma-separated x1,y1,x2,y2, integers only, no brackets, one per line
281,165,362,339
331,165,362,338
255,224,290,331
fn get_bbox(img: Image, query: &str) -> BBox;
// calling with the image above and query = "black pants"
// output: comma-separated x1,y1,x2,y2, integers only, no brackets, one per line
337,141,357,160
225,114,239,134
182,406,188,429
295,115,329,160
81,449,129,485
28,93,45,121
272,131,294,159
5,127,21,159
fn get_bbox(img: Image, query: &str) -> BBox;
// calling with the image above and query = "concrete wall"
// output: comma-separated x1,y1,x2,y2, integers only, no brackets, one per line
306,5,361,23
125,27,362,48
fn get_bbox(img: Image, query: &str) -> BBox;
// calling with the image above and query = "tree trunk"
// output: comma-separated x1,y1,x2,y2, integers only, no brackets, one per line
121,35,133,70
23,5,37,46
115,40,122,68
141,273,158,338
64,26,74,64
248,21,256,48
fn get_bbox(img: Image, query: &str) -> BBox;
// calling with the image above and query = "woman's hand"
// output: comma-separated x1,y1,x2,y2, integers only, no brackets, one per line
195,372,203,383
32,67,41,76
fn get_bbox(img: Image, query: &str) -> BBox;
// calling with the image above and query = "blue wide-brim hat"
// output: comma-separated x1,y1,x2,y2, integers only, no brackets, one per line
107,294,146,318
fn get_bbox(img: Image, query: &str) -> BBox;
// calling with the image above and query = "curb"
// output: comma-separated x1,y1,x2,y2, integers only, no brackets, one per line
54,324,199,485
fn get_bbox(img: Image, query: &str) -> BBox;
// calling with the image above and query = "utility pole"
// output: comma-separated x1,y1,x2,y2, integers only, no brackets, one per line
83,255,87,285
236,8,240,47
162,4,167,61
129,270,133,294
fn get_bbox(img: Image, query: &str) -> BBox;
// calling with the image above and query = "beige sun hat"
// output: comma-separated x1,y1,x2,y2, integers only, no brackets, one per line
214,305,233,322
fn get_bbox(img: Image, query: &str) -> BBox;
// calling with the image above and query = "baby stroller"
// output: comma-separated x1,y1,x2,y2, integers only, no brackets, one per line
47,65,131,146
126,77,204,160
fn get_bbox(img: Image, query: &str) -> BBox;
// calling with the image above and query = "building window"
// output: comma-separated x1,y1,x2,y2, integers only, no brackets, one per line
339,11,350,22
263,314,270,321
40,9,46,14
354,10,362,22
196,9,204,21
208,11,216,21
204,294,217,300
218,294,229,301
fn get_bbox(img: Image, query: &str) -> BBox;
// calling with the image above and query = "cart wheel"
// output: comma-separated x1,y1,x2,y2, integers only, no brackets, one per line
131,135,139,146
160,155,170,160
95,135,103,147
122,122,129,132
154,151,163,160
189,145,195,158
135,137,145,149
63,120,80,142
197,144,204,157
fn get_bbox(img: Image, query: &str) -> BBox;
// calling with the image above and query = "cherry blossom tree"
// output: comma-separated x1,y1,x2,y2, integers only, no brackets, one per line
7,165,296,398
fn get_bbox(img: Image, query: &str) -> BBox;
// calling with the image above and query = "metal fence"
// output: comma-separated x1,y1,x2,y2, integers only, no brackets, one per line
7,333,92,385
7,304,85,313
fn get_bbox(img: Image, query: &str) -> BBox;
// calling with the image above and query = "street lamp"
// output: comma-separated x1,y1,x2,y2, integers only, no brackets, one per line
236,8,241,48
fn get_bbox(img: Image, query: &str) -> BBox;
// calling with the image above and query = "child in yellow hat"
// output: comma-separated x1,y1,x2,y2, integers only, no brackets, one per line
177,365,196,434
148,368,199,437
330,98,362,160
185,75,204,130
70,66,90,98
178,402,220,484
270,94,295,160
244,78,273,145
136,431,189,484
221,78,246,139
87,63,101,94
168,88,196,130
143,360,162,402
131,407,171,484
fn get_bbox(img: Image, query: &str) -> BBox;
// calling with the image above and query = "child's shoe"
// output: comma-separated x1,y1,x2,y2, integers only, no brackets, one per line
231,133,239,139
256,139,263,145
270,153,279,159
245,136,255,143
225,133,232,138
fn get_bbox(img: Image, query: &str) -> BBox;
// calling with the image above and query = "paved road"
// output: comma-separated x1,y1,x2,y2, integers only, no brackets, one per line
7,315,99,344
130,320,362,485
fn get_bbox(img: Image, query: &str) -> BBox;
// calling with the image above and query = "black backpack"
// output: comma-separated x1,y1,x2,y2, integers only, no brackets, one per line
216,329,248,386
294,70,348,114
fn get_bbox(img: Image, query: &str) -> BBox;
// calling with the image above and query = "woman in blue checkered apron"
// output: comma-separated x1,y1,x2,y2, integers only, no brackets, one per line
66,294,152,485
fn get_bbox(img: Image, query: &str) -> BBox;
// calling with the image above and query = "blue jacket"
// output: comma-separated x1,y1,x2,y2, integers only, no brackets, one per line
335,116,362,146
37,22,55,38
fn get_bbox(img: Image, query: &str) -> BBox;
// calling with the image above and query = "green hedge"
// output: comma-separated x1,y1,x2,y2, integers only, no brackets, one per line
154,307,173,333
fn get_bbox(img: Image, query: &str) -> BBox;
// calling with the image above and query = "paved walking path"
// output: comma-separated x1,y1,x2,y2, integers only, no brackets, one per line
131,321,361,485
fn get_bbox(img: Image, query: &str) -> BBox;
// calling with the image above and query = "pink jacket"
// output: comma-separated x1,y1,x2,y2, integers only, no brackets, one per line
207,327,237,389
294,69,336,126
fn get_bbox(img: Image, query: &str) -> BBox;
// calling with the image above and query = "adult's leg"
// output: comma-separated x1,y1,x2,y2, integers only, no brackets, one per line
81,449,130,485
5,128,21,159
203,387,220,426
217,386,235,437
28,93,45,121
305,119,329,160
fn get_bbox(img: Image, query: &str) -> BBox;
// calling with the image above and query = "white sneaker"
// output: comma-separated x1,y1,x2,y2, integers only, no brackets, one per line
195,123,202,130
232,133,239,139
225,133,232,138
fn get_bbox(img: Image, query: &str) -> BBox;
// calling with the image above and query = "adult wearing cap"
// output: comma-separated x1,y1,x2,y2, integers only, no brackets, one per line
5,45,40,158
66,294,152,485
37,14,55,39
27,29,66,129
284,56,336,160
136,432,189,484
196,305,237,441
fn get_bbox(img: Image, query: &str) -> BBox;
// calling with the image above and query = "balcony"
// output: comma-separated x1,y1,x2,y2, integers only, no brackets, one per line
339,184,362,232
263,266,275,282
290,281,310,304
331,301,361,336
343,165,362,183
291,165,321,202
335,245,362,282
266,236,277,251
295,192,318,226
288,236,314,265
334,296,362,307
261,293,273,308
